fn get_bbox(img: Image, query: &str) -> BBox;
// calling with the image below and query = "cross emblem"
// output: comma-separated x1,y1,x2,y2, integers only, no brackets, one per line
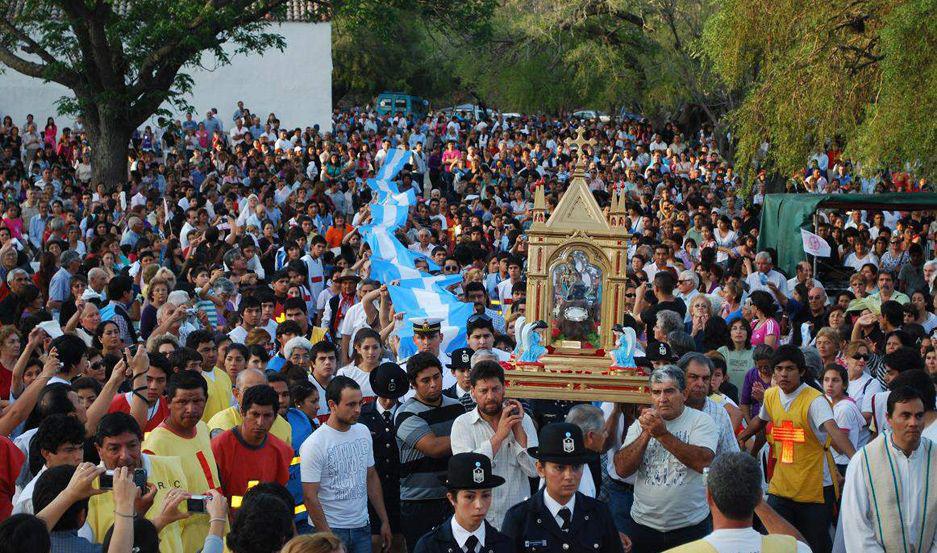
770,420,806,464
564,127,597,172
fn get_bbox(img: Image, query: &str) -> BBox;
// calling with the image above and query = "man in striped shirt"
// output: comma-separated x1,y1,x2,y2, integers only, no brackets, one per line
395,351,466,550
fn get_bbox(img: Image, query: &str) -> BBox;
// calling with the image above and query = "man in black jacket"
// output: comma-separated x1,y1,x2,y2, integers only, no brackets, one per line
501,423,625,553
413,452,513,553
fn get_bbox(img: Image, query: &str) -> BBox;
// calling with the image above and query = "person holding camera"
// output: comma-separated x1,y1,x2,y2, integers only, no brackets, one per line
87,412,189,552
450,360,538,530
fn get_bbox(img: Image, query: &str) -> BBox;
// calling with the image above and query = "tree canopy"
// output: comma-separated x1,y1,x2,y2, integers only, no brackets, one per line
703,0,937,180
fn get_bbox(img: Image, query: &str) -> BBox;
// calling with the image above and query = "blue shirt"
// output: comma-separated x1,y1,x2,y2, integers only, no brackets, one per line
50,530,102,553
49,267,72,303
28,215,47,249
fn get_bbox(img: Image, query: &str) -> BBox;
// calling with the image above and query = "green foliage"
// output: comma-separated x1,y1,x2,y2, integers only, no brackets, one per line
704,0,937,180
330,0,494,103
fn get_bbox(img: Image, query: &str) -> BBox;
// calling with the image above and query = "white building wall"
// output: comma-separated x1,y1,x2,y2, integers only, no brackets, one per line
0,22,332,133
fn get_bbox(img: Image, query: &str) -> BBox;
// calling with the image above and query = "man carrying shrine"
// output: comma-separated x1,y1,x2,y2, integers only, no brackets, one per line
736,345,856,553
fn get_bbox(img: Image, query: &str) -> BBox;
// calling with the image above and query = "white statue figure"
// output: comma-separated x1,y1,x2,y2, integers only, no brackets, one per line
514,316,548,363
611,324,637,367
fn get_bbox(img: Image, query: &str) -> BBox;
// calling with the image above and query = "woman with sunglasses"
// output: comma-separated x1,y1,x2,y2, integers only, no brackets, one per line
842,341,884,417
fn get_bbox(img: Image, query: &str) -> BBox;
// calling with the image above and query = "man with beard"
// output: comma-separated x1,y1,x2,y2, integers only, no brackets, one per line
301,376,393,553
450,360,538,529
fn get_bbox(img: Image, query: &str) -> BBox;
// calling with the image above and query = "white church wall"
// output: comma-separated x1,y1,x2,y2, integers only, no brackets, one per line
0,22,332,133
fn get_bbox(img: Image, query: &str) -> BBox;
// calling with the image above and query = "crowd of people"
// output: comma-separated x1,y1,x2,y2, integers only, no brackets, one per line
0,102,934,553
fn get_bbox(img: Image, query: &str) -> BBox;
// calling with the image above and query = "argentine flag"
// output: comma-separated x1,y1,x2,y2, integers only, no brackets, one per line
366,177,399,196
387,285,473,357
368,203,408,230
370,259,462,291
375,188,416,206
376,148,411,180
365,228,440,271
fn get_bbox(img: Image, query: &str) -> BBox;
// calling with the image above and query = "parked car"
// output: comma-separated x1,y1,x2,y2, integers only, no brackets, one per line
572,110,611,122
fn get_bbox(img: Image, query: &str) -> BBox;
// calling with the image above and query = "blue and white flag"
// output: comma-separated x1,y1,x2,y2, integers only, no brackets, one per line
368,203,408,230
365,228,440,271
375,188,416,206
366,178,399,196
376,148,410,181
387,285,472,357
370,259,462,291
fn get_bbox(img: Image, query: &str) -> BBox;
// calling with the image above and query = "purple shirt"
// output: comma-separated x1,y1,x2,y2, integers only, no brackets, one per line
740,367,771,415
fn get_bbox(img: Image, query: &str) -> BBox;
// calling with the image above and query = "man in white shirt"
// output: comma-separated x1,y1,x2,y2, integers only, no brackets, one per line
615,365,718,552
495,257,523,309
12,414,85,515
408,228,435,258
300,376,392,553
227,296,261,344
664,452,811,552
677,353,740,456
450,361,538,529
675,271,700,324
744,251,789,298
786,261,825,293
841,386,937,553
302,236,327,301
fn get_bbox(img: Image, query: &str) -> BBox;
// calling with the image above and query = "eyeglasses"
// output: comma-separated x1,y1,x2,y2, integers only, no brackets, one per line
468,313,492,324
444,265,460,273
851,353,870,361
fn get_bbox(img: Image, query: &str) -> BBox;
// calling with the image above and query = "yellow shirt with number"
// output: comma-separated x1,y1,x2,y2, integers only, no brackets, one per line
88,455,187,553
206,406,292,444
201,368,234,423
143,421,220,552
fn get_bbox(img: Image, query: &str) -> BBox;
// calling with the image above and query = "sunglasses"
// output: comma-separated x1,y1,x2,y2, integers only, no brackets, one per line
851,353,870,361
468,313,492,324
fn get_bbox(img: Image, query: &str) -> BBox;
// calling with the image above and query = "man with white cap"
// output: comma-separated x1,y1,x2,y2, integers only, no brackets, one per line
400,317,453,384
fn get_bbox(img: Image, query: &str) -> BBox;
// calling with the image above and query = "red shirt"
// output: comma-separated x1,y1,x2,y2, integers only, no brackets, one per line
108,393,169,433
210,427,291,504
0,363,11,400
0,435,24,521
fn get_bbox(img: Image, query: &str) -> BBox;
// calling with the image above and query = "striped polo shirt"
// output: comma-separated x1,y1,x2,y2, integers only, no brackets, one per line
395,395,464,501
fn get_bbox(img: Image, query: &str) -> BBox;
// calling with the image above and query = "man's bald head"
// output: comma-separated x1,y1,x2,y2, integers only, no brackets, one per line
235,368,268,392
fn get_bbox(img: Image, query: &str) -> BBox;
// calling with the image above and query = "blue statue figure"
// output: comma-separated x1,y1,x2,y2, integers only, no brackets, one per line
514,316,548,363
611,324,637,367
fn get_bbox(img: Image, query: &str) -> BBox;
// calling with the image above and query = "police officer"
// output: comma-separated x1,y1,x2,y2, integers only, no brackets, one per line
443,347,476,410
502,423,624,553
361,361,408,552
413,452,514,553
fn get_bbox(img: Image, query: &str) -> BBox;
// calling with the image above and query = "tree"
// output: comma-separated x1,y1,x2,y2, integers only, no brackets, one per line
0,0,492,190
704,0,937,182
448,0,739,142
330,0,493,104
0,0,317,189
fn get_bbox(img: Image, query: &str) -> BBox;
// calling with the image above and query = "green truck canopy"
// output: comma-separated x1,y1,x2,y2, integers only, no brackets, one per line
757,193,937,276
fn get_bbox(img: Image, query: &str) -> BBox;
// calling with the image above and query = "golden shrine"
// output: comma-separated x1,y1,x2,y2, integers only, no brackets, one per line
504,128,650,403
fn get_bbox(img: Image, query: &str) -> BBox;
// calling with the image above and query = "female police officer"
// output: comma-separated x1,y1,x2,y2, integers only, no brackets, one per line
501,423,625,553
413,452,514,553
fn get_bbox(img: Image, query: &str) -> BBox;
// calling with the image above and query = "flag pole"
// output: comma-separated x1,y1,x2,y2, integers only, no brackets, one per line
812,211,819,276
